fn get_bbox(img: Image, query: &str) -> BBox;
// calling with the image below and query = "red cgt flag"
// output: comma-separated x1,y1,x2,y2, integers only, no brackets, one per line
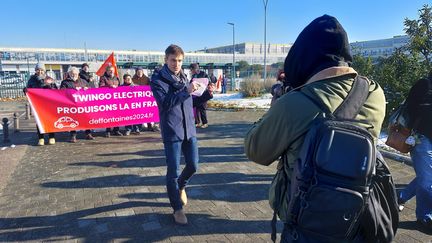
216,74,222,90
96,52,119,77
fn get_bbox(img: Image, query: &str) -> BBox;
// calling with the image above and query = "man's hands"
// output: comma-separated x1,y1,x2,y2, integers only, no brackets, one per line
187,82,198,94
44,77,54,85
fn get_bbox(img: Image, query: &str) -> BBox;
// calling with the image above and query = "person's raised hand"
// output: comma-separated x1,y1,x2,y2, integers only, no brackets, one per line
187,82,198,93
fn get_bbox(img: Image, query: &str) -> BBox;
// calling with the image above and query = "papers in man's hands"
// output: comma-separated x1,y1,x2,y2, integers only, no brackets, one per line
190,78,209,96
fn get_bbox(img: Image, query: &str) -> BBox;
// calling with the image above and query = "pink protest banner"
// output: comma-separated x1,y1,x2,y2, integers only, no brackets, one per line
26,86,160,133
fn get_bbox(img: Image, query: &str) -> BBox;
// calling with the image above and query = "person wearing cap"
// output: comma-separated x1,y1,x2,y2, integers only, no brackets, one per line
132,67,160,132
25,63,58,146
79,63,95,88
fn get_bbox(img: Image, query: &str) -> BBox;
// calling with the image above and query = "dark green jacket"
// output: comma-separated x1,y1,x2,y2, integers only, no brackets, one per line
245,72,386,169
244,70,385,222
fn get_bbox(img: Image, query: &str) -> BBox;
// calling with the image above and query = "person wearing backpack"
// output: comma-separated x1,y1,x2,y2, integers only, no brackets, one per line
244,15,396,242
398,72,432,232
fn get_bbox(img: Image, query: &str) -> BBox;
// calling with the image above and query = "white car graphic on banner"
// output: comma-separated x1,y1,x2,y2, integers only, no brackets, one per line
54,116,79,129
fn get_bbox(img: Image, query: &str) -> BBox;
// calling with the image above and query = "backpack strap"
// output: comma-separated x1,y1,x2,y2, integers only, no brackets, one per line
302,76,370,119
334,76,369,119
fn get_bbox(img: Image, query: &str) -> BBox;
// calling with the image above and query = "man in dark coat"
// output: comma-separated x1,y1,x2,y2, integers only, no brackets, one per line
150,44,199,225
190,63,211,128
60,67,94,142
79,63,95,88
209,72,217,84
99,65,122,137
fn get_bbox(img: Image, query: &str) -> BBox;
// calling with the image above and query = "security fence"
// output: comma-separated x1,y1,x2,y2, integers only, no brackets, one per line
0,73,28,98
0,69,282,99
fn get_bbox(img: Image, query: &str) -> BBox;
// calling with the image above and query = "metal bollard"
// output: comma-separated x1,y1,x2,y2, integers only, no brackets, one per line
13,112,20,133
25,103,30,120
2,118,10,143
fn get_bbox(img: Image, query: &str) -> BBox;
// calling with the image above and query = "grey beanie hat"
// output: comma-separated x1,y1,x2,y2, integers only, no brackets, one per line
35,63,45,71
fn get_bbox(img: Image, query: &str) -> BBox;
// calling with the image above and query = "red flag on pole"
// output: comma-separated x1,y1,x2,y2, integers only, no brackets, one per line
216,74,222,90
96,52,118,77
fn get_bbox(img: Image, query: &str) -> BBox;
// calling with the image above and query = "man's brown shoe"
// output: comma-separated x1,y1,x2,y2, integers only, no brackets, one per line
69,135,77,143
86,134,95,140
180,189,187,206
173,209,188,225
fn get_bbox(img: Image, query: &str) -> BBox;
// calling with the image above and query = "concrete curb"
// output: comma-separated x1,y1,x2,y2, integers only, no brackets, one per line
378,148,412,166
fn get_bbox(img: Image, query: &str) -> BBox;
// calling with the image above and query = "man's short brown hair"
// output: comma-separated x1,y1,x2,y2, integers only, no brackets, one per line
165,44,184,58
190,63,199,70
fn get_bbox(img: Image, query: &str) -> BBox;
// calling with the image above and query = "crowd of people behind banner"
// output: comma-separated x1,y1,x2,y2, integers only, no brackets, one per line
24,61,223,146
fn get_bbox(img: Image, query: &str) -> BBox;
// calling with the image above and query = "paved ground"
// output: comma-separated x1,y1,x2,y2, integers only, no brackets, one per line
0,105,431,242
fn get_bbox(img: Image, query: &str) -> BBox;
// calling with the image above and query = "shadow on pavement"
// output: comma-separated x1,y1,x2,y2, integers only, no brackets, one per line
0,201,272,242
70,146,249,168
398,220,432,235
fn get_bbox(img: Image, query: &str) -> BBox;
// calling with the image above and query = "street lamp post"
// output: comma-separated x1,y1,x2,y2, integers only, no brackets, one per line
26,55,30,74
263,0,269,82
228,22,235,91
25,54,37,78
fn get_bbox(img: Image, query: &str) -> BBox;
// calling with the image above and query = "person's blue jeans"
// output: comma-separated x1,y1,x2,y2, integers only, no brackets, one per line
164,137,199,211
221,85,226,94
400,134,432,221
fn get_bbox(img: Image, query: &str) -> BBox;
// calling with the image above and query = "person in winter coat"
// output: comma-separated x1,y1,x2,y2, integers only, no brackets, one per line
99,65,122,137
122,73,142,135
221,73,227,94
150,44,199,225
79,63,95,88
25,63,58,146
60,67,94,142
192,83,214,128
270,70,292,106
244,15,386,242
190,63,211,128
398,72,432,232
132,67,150,85
132,67,159,132
209,72,217,84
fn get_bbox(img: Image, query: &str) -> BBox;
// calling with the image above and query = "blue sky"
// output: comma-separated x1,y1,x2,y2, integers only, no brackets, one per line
0,0,429,52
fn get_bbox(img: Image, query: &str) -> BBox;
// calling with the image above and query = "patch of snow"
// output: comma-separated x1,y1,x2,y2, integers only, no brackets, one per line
211,93,271,109
211,92,401,155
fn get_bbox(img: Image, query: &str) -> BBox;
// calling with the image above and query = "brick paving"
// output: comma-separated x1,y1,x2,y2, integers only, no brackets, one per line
0,107,431,242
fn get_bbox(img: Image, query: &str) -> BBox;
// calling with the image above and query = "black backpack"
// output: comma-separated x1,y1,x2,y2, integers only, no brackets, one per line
271,77,399,242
